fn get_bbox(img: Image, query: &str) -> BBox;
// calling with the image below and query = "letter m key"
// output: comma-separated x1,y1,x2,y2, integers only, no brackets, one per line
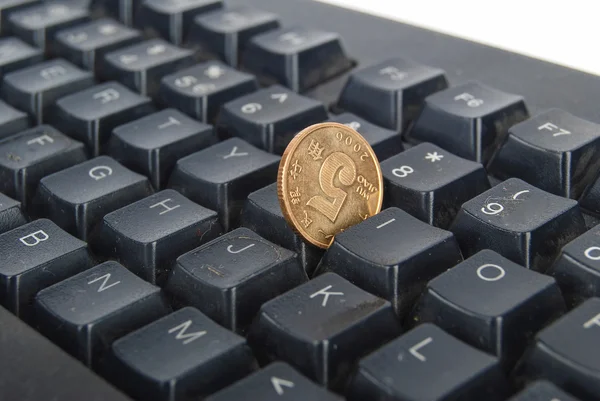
168,320,207,345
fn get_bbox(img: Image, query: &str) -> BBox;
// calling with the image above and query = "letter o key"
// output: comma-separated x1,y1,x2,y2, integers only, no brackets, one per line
476,264,505,282
585,247,600,261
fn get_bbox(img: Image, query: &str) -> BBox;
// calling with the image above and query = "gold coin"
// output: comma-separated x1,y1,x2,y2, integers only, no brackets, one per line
278,122,383,249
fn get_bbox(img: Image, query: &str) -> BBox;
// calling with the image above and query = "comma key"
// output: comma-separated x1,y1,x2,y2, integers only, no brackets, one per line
0,219,93,319
316,207,463,317
248,272,401,389
515,298,600,400
348,324,509,401
109,307,254,401
414,250,565,369
34,261,170,368
450,177,587,270
166,227,306,332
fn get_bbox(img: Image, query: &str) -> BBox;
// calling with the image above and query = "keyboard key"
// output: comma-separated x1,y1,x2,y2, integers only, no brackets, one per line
0,304,132,401
7,1,89,55
381,143,490,228
0,37,43,77
34,156,153,241
135,0,223,46
0,192,26,234
337,57,448,132
205,362,343,401
109,108,218,189
0,219,92,318
516,297,600,400
102,38,195,97
489,109,600,198
1,58,95,124
414,249,565,368
54,18,142,74
109,307,254,400
450,178,587,270
577,173,600,217
35,260,170,367
316,207,462,316
406,81,529,163
160,61,258,123
549,224,600,307
166,227,307,332
0,125,87,207
348,323,509,401
90,0,143,26
188,6,280,67
217,85,327,154
249,272,401,388
0,0,38,35
0,98,29,140
242,27,354,92
242,183,323,274
169,138,280,231
51,81,154,156
328,112,403,161
95,189,223,285
508,381,581,401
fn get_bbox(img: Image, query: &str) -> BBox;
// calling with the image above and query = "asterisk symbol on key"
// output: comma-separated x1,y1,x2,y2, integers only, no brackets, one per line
425,152,444,162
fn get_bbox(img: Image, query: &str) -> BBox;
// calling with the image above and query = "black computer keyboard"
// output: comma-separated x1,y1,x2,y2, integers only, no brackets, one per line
0,0,599,400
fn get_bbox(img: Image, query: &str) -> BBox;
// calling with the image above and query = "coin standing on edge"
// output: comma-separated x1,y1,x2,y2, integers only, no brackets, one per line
278,122,384,249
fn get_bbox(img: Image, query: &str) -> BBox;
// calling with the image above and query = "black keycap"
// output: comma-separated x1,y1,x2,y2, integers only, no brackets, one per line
242,26,354,92
414,249,565,368
450,178,587,270
249,272,401,389
102,38,195,97
381,142,490,228
348,323,509,401
54,18,142,74
206,362,343,401
0,219,92,318
51,81,154,156
7,1,89,55
169,138,280,231
0,304,132,401
549,224,600,307
0,37,43,77
35,260,170,367
328,112,403,161
166,227,307,332
34,156,153,241
0,192,26,234
94,189,223,285
508,381,581,401
160,60,258,123
0,98,29,140
316,207,462,316
135,0,223,46
109,108,218,189
580,174,600,217
337,57,448,132
489,109,600,198
188,6,280,67
0,125,87,207
1,58,95,124
0,0,39,35
109,307,255,401
406,81,529,163
515,297,600,400
242,183,323,274
90,0,143,26
217,85,327,154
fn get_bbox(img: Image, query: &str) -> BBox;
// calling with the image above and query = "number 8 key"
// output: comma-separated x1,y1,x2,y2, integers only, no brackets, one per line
450,178,587,271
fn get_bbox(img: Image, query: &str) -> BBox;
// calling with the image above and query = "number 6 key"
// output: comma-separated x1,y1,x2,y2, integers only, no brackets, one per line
450,178,587,271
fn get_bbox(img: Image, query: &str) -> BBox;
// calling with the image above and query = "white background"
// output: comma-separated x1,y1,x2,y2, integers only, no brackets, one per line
317,0,600,76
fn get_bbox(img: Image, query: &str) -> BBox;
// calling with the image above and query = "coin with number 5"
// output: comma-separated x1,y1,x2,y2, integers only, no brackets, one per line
278,122,383,248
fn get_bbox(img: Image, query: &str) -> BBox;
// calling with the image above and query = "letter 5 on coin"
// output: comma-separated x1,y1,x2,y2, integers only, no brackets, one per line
277,122,383,248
